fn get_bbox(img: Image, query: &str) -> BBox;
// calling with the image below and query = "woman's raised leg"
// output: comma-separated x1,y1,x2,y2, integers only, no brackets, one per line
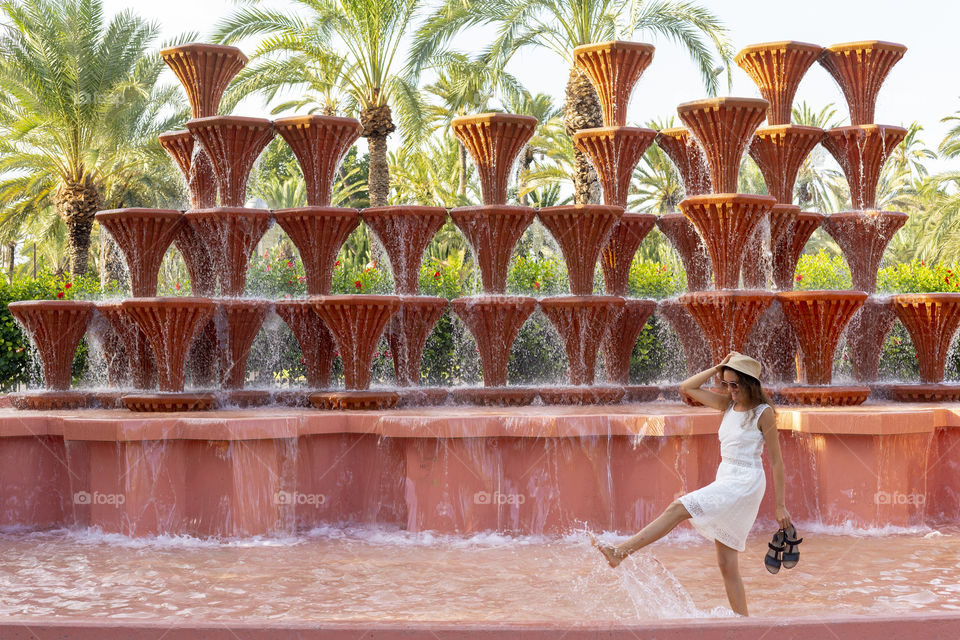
593,500,691,568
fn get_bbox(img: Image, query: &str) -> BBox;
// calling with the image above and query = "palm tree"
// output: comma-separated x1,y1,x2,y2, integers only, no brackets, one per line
411,0,731,204
791,102,845,213
0,0,184,275
503,91,564,206
214,0,426,207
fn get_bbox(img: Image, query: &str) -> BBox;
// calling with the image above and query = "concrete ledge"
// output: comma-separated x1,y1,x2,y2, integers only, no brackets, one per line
2,613,959,639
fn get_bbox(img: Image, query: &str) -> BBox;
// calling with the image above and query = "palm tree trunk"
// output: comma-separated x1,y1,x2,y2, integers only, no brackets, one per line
6,242,15,284
457,141,467,199
360,103,397,208
55,178,101,276
564,67,603,205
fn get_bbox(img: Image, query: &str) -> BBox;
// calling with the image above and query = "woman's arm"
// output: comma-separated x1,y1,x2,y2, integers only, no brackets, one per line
759,407,791,529
678,352,734,411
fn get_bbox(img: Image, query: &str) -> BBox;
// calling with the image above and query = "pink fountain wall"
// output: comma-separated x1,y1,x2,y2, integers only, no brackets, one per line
0,404,957,537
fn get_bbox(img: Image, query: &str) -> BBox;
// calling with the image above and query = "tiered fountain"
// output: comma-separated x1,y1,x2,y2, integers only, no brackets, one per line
449,113,539,405
671,97,777,380
734,42,824,384
573,41,659,402
883,295,960,401
802,41,909,404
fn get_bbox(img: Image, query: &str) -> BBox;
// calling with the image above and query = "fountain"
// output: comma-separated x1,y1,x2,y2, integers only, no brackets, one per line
599,212,657,296
572,41,655,127
537,205,623,295
655,213,711,291
309,295,401,410
274,115,362,207
94,209,184,297
274,207,360,295
451,113,537,206
599,298,657,385
216,299,272,405
7,301,94,409
7,38,960,640
95,301,156,391
184,207,272,297
158,130,218,209
846,297,898,383
775,291,869,405
818,41,907,126
184,116,275,208
656,127,711,196
573,127,658,207
884,294,960,401
449,296,537,405
118,297,217,411
735,41,823,125
362,206,447,295
679,291,774,362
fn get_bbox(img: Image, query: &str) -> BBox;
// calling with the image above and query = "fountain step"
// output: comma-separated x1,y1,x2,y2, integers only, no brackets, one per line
121,392,216,412
772,385,871,406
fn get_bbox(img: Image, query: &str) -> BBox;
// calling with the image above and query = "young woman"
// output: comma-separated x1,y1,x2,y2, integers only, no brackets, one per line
593,351,792,616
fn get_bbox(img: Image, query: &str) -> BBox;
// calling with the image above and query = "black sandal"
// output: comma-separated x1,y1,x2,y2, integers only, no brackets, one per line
781,525,803,569
765,529,785,574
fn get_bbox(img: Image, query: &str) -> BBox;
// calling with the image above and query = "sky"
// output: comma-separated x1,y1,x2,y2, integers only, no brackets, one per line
104,0,957,171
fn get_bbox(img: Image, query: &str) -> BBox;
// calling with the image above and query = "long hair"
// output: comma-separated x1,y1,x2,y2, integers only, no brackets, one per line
719,366,777,416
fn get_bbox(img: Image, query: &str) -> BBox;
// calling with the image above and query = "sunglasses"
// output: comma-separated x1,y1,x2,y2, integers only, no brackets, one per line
719,380,740,390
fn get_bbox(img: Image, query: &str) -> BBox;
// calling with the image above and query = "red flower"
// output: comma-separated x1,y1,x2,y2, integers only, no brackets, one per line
286,261,293,268
56,291,64,299
335,260,341,267
433,271,441,279
354,280,362,289
265,265,272,271
373,260,379,269
298,276,305,282
795,275,803,282
287,279,294,284
175,282,181,291
921,260,926,266
64,283,72,289
533,281,541,290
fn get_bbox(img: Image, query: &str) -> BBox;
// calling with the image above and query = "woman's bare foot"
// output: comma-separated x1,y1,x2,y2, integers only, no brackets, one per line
590,532,627,568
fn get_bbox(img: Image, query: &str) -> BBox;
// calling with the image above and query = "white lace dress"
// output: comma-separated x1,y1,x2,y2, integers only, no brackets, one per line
678,403,769,551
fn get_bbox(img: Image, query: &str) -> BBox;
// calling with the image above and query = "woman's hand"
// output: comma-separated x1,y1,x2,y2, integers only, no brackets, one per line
775,505,792,530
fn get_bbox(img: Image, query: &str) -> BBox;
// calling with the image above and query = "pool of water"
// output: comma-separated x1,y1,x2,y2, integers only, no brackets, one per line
2,522,958,622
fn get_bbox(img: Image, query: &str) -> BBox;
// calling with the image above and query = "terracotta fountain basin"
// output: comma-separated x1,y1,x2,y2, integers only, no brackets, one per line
450,296,537,403
96,301,156,390
384,296,448,386
676,97,770,194
735,41,823,126
537,205,623,295
274,207,360,295
818,41,907,126
655,213,711,292
775,290,869,406
119,297,217,412
772,211,824,291
539,295,626,389
883,293,960,402
749,125,825,203
678,290,775,363
657,299,711,375
184,208,273,297
185,116,275,207
450,205,535,294
361,206,447,295
95,209,184,297
656,127,711,196
742,204,800,289
451,113,537,206
600,212,657,296
845,296,897,383
274,115,362,207
821,210,908,293
158,130,218,209
573,127,658,207
678,193,777,290
572,41,655,127
600,298,657,385
822,125,907,212
7,301,95,410
274,299,336,390
160,43,247,119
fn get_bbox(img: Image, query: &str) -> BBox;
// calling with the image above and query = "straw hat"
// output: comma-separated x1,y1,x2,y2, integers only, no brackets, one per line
723,353,761,381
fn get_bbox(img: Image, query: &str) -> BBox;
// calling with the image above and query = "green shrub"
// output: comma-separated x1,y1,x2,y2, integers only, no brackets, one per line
877,259,960,293
627,259,686,298
794,251,852,290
